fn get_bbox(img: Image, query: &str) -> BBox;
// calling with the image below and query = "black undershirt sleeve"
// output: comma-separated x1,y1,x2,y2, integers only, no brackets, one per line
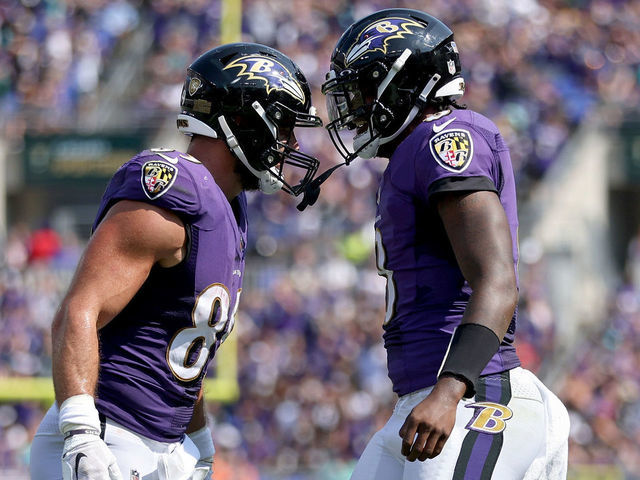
427,175,497,200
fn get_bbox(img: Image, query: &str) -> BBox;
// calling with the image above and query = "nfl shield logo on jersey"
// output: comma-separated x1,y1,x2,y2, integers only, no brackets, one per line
130,469,140,480
141,160,178,199
430,128,474,173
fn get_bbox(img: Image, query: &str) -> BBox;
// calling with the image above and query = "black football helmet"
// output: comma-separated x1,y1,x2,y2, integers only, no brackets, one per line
177,43,322,195
322,9,465,162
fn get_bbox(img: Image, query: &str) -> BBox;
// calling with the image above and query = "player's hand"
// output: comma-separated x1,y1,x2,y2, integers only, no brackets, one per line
62,431,123,480
189,457,214,480
398,376,467,461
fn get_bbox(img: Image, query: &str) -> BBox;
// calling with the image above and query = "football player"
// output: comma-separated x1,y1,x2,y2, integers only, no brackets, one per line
319,9,570,479
30,43,322,480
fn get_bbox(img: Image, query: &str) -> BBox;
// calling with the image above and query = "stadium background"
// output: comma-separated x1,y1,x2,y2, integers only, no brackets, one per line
1,0,640,478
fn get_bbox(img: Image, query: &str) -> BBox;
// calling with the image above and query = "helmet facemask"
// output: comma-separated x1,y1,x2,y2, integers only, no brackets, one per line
224,100,322,196
324,68,377,162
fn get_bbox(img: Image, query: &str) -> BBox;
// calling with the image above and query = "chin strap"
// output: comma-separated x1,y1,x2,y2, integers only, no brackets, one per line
217,115,283,194
296,161,347,211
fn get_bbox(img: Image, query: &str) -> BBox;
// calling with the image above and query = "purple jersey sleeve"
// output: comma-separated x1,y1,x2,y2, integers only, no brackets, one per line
414,112,500,204
93,149,207,231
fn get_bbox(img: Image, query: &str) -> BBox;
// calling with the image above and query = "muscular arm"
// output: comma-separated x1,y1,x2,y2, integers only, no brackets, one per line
51,200,187,404
437,189,518,341
399,189,518,461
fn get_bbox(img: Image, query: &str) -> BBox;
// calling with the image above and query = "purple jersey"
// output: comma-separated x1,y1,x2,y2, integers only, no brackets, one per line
91,149,247,442
376,110,521,396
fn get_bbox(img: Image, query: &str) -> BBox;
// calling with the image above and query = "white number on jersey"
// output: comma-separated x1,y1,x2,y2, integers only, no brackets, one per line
375,228,397,325
150,148,201,164
167,283,240,382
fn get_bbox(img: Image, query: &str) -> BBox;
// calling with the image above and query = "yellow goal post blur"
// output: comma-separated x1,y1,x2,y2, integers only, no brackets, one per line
0,354,239,406
0,0,243,407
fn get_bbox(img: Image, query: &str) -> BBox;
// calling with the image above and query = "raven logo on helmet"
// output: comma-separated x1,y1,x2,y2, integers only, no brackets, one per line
346,17,426,66
223,56,306,104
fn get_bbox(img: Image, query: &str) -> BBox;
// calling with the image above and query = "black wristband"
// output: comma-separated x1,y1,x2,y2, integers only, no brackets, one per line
63,428,100,440
438,323,501,398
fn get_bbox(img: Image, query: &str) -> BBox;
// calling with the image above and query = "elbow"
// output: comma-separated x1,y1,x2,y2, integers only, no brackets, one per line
494,270,519,319
51,300,91,343
473,268,518,321
505,281,519,316
51,303,69,345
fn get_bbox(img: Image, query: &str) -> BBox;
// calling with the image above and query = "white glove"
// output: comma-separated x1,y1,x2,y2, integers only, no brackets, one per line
58,394,123,480
187,427,215,480
190,458,214,480
157,437,199,480
62,431,123,480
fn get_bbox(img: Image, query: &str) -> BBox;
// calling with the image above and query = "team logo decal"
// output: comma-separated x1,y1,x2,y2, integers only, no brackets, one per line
141,160,178,199
188,77,202,96
429,128,474,172
346,17,426,65
465,401,513,434
223,55,305,103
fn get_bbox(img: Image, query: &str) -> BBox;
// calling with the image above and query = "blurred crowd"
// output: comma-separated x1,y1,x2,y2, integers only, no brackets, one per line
1,0,640,478
2,0,639,194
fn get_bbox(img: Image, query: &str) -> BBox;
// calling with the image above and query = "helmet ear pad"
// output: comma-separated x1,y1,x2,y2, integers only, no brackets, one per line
368,61,423,136
370,46,456,136
223,113,276,171
370,102,395,133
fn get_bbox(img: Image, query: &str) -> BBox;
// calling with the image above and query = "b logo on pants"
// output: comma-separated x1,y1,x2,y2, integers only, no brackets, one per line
465,401,513,434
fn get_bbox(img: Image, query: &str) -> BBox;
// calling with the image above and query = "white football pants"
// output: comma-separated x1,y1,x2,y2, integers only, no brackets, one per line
350,367,569,480
30,403,200,480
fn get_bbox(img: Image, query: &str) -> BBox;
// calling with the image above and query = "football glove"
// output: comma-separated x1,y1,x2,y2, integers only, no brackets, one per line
157,436,200,480
190,458,214,480
58,394,123,480
187,426,215,480
62,431,123,480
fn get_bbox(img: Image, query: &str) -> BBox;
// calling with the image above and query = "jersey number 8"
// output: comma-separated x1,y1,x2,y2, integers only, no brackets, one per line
167,284,241,382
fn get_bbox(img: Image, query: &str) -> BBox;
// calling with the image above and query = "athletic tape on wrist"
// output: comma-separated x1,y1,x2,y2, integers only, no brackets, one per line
58,394,101,434
437,323,501,398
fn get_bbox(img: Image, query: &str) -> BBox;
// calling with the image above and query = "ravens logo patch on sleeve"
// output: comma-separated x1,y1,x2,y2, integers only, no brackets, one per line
429,128,474,172
141,160,178,199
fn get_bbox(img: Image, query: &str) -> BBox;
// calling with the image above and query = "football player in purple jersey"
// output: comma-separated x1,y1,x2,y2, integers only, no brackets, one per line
30,43,322,480
318,9,570,479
